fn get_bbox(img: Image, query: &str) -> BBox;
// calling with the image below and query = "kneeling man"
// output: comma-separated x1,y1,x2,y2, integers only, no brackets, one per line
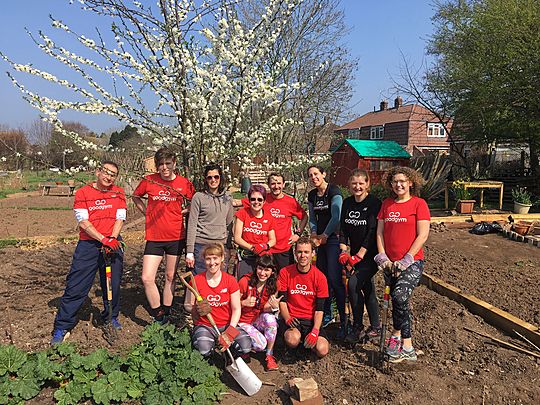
278,237,329,358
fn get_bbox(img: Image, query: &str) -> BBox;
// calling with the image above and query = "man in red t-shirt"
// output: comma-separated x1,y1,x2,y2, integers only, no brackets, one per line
278,237,329,358
51,161,127,344
132,148,195,324
241,173,307,272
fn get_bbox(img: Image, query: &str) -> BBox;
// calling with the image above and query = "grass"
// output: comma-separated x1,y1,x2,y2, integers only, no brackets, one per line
0,238,19,248
0,170,93,198
27,207,72,211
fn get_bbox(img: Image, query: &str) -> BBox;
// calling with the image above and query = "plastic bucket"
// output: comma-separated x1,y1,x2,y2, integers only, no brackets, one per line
226,357,262,396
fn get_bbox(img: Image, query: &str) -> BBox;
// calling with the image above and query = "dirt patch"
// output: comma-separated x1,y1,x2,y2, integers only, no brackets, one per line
0,224,539,404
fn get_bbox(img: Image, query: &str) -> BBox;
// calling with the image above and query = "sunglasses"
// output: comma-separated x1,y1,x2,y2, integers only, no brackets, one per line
250,197,264,202
99,167,118,178
206,175,220,181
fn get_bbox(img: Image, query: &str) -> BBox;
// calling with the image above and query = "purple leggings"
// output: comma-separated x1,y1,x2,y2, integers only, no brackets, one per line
238,312,278,352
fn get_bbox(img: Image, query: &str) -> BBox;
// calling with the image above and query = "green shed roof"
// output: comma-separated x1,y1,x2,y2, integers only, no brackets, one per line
338,139,411,159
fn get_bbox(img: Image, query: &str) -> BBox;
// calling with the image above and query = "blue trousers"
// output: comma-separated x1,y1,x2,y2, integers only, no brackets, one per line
54,239,123,331
316,235,345,322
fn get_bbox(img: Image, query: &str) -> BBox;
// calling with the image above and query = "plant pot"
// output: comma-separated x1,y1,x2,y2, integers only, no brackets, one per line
456,200,475,214
513,201,532,214
512,223,531,236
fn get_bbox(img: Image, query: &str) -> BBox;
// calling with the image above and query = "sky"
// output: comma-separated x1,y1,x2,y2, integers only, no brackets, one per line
0,1,438,134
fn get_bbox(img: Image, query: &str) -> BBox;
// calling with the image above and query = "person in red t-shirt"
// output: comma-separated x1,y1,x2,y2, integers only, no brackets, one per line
278,237,330,358
233,184,276,279
132,148,195,324
375,166,430,363
51,161,127,345
184,243,251,358
238,255,281,371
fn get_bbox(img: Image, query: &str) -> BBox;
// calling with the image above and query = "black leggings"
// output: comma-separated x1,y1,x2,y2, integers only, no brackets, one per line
347,260,379,328
192,324,252,358
390,260,424,339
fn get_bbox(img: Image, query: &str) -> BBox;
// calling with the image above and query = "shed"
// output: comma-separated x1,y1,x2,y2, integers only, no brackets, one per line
331,139,411,186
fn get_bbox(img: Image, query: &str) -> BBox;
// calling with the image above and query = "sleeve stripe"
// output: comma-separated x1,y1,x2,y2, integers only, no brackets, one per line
116,208,127,221
74,208,89,222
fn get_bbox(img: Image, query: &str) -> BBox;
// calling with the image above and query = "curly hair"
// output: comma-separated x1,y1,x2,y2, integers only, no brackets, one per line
382,166,425,197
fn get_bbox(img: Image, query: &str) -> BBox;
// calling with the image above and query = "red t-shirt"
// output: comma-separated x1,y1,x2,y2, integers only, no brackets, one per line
235,207,275,246
133,173,195,241
238,274,271,324
377,196,431,261
277,264,328,320
241,194,306,253
73,184,127,240
192,272,239,328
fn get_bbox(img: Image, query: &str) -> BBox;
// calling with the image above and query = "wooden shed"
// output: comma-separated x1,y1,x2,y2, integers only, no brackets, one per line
331,139,411,186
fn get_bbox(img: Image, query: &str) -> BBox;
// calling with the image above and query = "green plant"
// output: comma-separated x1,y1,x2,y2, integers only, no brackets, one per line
511,186,532,205
0,239,19,249
370,183,391,201
451,179,473,201
0,324,226,405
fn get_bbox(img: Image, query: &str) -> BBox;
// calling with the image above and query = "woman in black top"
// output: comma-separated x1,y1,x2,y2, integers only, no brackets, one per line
338,169,382,343
307,165,345,338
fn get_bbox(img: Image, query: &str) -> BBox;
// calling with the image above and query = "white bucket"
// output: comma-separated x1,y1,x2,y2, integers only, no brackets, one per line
226,357,262,396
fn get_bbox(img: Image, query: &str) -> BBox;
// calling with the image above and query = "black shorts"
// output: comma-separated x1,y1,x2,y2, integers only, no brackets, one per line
273,250,294,272
144,239,186,256
279,317,328,341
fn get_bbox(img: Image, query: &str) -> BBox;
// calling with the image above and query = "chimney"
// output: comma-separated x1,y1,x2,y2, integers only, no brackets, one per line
394,96,403,109
379,100,388,111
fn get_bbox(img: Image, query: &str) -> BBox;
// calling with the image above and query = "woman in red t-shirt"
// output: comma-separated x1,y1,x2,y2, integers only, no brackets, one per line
375,166,430,363
185,243,251,358
233,184,276,279
238,255,280,371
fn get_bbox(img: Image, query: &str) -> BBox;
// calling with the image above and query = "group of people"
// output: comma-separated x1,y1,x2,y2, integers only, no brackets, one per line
50,147,430,370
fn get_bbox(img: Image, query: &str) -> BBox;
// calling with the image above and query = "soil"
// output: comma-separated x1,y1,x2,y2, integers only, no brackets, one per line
0,195,539,404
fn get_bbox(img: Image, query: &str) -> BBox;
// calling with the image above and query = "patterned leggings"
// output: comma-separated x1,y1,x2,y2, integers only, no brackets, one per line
390,260,424,339
192,324,252,358
238,312,278,352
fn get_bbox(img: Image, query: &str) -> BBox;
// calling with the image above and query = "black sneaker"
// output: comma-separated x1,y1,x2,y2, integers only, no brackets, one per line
344,325,363,344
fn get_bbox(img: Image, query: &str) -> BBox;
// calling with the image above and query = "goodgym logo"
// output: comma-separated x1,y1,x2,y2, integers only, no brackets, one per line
345,210,366,226
207,294,228,307
89,199,112,211
385,211,407,223
153,189,177,201
290,283,314,296
245,220,267,236
270,207,285,218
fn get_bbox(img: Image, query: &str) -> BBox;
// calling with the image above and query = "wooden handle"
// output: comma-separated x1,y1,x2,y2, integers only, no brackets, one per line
178,272,219,330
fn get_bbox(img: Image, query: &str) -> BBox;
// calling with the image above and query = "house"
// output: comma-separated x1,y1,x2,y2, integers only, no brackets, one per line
334,97,451,156
331,139,411,186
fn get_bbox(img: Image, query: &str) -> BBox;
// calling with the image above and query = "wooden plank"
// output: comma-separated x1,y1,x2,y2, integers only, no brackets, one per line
431,215,472,223
421,273,540,347
472,214,540,222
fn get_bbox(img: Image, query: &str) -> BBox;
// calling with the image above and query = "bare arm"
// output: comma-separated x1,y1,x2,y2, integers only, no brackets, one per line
407,220,430,257
229,290,241,327
267,229,276,249
233,217,254,250
132,195,146,215
110,219,124,239
78,220,106,241
376,219,386,254
312,311,323,331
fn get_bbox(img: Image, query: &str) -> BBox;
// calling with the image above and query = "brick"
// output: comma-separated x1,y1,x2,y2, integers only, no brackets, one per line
293,378,319,402
290,392,324,405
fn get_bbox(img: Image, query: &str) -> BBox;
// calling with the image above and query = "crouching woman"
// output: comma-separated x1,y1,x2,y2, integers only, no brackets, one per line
184,243,251,358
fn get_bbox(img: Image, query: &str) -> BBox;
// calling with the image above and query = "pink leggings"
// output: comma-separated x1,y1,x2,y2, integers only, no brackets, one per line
238,312,278,352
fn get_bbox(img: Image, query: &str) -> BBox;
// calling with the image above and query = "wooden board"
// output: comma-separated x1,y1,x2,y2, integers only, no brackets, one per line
431,216,472,223
421,273,540,347
472,214,540,223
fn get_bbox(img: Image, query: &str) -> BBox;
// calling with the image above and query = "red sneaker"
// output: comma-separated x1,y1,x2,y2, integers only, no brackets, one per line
265,354,278,371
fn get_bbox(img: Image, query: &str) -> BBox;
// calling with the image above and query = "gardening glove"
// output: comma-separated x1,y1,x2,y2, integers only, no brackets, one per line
347,254,362,267
286,317,300,329
217,325,240,352
374,252,393,271
394,253,414,272
194,298,212,317
304,328,319,349
338,252,351,265
252,243,269,255
185,253,195,268
101,237,121,251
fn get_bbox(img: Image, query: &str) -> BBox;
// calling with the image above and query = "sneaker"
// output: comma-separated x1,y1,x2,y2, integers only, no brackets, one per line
336,322,348,340
385,336,401,357
322,314,335,329
389,346,417,363
265,354,279,371
50,329,69,345
153,309,169,325
344,325,363,344
365,326,381,342
111,317,122,330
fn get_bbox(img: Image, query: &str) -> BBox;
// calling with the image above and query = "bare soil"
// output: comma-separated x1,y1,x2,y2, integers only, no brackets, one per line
0,196,538,404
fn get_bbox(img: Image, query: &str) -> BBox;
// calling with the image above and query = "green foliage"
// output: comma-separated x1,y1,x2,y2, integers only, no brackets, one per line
511,186,532,205
451,179,473,201
0,324,225,405
109,125,141,148
370,184,391,201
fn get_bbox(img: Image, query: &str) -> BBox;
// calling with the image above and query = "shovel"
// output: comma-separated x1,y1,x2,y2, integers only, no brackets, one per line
377,269,391,371
179,271,262,396
101,247,118,344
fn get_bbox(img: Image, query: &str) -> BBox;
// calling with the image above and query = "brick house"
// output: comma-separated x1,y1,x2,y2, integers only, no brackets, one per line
331,139,411,186
334,97,451,156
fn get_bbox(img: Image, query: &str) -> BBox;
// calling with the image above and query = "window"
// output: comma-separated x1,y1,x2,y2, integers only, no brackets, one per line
370,160,395,171
349,129,360,139
427,123,445,137
370,126,384,139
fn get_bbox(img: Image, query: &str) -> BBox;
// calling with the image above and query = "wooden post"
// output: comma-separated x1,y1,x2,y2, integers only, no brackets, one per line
499,183,504,210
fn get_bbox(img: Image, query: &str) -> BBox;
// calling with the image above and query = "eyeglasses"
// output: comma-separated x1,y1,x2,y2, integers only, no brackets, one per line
100,167,118,178
391,180,408,185
206,175,220,181
250,197,264,202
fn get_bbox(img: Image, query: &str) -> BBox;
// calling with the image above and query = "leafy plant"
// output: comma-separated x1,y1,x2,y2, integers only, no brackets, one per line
370,183,391,201
451,179,473,201
511,186,532,205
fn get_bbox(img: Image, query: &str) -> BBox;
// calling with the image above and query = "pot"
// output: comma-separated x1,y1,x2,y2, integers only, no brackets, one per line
513,201,532,214
456,200,475,214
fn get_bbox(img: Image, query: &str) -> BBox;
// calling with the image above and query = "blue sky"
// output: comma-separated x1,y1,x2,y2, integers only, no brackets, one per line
0,1,437,134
